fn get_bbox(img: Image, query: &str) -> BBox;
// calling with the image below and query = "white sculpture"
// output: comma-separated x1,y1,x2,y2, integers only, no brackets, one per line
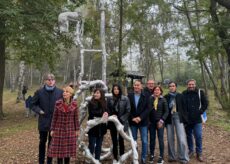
58,1,139,163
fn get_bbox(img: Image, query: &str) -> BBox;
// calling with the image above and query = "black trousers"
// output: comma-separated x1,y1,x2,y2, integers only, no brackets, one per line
39,131,52,164
109,123,125,160
57,158,70,164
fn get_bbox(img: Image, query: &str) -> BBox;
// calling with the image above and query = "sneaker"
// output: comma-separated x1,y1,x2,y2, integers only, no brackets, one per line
197,154,204,162
157,157,164,164
113,159,118,164
149,155,154,163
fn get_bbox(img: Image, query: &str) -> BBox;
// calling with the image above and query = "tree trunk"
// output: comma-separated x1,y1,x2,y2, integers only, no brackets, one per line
73,62,77,90
16,61,26,102
30,64,33,87
157,52,164,83
200,61,208,95
210,0,230,107
100,0,107,82
0,19,6,118
176,41,180,82
10,70,16,92
118,0,123,80
203,61,226,109
63,56,70,84
138,42,144,73
217,53,229,100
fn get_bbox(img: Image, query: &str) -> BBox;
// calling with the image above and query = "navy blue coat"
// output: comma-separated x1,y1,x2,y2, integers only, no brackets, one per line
128,92,150,127
30,86,63,131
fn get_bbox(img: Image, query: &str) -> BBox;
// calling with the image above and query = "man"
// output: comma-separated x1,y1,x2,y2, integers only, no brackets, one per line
143,79,155,98
30,73,63,164
182,79,208,162
165,82,189,164
22,85,28,100
128,80,149,164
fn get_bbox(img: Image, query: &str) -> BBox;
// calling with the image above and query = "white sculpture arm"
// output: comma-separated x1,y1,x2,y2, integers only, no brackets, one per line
58,11,82,33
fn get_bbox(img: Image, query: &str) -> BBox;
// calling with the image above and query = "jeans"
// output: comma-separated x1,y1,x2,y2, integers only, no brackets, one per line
88,135,104,160
109,123,125,160
130,125,148,161
149,122,164,158
167,113,189,162
185,123,202,154
39,131,52,164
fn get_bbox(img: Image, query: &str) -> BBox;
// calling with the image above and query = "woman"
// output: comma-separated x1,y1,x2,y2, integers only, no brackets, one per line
48,86,79,164
88,88,108,161
165,81,189,163
107,84,130,163
149,86,169,164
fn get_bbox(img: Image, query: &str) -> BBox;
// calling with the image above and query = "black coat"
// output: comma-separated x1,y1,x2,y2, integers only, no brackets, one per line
30,86,63,131
128,92,150,127
164,92,188,125
143,87,153,99
87,101,107,137
107,95,131,131
182,88,208,124
149,95,169,123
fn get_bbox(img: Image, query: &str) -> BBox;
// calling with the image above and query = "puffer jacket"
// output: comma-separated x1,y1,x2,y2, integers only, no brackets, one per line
149,95,169,123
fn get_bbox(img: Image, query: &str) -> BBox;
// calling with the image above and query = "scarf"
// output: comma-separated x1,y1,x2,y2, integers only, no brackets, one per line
45,85,55,91
168,92,177,109
153,97,159,110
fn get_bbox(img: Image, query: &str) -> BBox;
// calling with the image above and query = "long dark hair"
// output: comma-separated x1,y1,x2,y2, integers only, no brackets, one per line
91,88,107,112
112,84,122,98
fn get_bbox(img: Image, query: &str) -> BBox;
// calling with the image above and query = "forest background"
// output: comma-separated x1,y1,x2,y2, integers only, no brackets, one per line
0,0,230,163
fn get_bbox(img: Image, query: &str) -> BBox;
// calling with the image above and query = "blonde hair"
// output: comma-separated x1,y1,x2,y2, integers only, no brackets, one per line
63,86,74,95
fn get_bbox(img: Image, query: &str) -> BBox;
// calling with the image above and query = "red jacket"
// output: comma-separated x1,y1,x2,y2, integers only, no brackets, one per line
48,99,79,158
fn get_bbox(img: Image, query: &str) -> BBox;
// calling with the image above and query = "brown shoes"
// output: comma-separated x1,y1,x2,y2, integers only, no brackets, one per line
197,154,204,162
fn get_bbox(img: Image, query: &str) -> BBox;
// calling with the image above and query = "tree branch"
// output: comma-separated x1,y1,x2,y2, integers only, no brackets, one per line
215,0,230,9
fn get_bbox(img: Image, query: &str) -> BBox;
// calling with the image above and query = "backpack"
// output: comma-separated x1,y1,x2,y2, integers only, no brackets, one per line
25,96,33,109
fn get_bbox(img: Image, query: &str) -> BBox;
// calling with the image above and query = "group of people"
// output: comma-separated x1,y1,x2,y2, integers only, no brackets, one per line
30,73,208,164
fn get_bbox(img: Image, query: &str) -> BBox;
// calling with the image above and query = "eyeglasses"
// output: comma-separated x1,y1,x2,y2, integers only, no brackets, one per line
169,85,176,87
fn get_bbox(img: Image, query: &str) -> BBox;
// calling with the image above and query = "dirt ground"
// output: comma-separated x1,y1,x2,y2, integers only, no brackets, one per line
0,116,230,164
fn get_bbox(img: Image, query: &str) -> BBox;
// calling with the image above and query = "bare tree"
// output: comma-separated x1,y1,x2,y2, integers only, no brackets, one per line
16,61,26,102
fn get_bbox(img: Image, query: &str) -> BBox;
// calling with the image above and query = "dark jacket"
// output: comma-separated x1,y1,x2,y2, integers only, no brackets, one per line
88,101,107,137
164,92,188,125
107,95,131,131
182,88,208,124
30,86,63,131
149,95,169,123
128,92,150,127
143,87,153,99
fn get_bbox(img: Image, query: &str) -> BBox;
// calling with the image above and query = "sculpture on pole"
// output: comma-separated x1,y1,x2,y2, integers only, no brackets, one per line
58,1,138,163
